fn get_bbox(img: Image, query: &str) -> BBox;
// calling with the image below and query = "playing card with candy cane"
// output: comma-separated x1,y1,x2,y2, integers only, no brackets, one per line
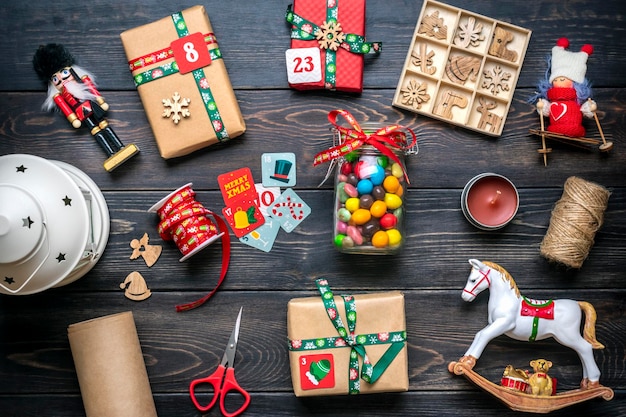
269,188,311,232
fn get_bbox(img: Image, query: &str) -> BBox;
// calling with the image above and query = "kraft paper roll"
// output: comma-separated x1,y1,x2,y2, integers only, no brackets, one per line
68,311,158,417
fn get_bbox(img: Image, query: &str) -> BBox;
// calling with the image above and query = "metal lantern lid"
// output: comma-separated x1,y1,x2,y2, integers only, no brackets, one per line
0,154,110,295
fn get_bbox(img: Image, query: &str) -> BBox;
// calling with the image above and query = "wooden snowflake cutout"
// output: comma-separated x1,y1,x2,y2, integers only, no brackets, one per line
315,21,345,51
454,17,485,48
418,11,447,40
482,66,511,96
162,92,190,124
411,43,436,75
400,79,431,110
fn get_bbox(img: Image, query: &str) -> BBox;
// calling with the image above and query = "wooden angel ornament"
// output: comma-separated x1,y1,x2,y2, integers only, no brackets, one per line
448,259,614,413
529,38,613,165
130,233,162,267
32,43,139,171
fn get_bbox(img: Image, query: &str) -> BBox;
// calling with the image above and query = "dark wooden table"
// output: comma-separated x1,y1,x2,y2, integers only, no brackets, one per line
1,1,624,416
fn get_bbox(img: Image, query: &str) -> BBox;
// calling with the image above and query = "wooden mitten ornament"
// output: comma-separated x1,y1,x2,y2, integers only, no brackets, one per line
130,233,162,267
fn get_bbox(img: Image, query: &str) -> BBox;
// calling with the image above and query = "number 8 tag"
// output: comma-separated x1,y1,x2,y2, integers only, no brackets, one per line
285,47,322,84
171,32,212,74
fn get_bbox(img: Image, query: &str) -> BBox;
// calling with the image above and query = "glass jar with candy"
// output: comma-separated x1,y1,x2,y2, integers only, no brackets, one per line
315,111,417,255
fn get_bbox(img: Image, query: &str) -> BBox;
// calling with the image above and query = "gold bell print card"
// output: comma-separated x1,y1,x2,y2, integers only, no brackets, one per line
218,167,265,237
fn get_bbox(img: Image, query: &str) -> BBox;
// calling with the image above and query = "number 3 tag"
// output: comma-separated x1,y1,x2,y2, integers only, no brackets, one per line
285,47,322,84
171,32,212,74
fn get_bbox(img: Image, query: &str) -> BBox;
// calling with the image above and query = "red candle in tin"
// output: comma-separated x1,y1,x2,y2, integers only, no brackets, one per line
462,173,519,230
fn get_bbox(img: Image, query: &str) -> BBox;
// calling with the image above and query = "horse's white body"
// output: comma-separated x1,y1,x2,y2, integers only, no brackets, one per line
461,259,603,384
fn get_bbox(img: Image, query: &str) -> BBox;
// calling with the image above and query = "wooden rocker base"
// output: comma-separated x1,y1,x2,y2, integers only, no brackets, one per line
529,129,613,152
448,361,614,414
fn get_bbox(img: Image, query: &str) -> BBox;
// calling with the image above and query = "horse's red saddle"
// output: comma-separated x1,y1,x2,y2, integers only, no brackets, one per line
520,298,554,320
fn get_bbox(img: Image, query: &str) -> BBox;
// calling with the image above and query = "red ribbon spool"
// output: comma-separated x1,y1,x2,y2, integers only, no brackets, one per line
149,183,230,312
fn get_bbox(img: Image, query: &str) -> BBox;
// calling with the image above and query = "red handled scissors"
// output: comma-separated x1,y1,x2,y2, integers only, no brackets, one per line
189,307,251,417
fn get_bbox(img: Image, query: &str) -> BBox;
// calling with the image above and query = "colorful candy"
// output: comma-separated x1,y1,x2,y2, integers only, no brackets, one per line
334,150,407,253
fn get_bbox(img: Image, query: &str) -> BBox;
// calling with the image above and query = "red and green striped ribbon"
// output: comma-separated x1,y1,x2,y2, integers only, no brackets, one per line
285,3,381,90
288,278,406,394
128,33,218,72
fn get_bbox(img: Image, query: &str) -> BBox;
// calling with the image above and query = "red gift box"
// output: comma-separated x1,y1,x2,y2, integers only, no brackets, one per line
287,0,380,92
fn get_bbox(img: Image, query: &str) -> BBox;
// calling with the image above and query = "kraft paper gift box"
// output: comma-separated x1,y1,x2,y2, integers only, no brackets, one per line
120,5,245,159
287,279,408,396
285,0,381,92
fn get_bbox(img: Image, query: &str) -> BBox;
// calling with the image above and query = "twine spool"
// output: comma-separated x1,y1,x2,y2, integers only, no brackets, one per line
540,176,610,269
149,183,230,311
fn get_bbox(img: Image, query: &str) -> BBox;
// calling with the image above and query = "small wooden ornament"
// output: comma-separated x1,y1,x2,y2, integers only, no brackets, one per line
482,65,511,95
454,16,485,48
476,97,502,133
445,55,481,85
130,233,162,267
315,21,345,51
489,27,518,62
418,10,448,40
433,89,468,119
162,92,190,124
400,79,431,110
120,271,152,301
411,43,437,75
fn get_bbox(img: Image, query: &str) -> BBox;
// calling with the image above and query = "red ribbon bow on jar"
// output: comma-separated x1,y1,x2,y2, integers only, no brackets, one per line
313,110,416,183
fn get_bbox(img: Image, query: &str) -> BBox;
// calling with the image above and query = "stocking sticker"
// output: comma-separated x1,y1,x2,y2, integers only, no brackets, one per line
299,353,335,390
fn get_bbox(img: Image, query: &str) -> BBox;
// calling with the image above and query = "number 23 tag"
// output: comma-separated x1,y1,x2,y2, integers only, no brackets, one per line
285,47,322,84
171,32,212,74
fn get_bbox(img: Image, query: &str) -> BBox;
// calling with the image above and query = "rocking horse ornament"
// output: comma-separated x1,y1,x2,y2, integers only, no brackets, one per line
448,259,614,413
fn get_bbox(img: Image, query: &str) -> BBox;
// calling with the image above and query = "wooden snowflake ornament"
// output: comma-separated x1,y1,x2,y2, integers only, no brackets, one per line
315,21,345,51
482,66,511,95
400,79,431,110
162,92,190,124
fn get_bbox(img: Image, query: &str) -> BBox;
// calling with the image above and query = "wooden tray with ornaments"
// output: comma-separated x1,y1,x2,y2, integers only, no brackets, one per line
393,0,531,136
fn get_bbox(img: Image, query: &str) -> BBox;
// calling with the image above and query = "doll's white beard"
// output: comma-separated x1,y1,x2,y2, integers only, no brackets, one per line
42,80,99,112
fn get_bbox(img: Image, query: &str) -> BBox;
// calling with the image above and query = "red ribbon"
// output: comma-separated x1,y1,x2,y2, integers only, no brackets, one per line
154,184,231,312
313,110,416,183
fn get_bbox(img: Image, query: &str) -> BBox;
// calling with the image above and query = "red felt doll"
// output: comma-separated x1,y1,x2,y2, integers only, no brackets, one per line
33,43,138,171
534,38,595,138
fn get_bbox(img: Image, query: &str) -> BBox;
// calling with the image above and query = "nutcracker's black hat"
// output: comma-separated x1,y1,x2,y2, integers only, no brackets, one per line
32,43,76,82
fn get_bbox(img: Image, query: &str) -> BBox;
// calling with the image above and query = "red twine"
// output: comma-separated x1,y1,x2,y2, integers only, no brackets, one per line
151,183,230,312
313,109,417,183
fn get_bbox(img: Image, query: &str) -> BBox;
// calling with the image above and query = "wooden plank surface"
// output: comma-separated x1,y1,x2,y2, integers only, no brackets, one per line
1,0,625,416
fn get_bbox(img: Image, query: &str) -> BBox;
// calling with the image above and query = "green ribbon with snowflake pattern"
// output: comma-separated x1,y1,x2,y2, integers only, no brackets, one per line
285,3,381,90
288,278,406,394
132,11,229,141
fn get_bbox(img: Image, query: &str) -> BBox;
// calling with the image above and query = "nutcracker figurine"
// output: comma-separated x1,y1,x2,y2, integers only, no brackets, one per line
33,43,139,171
